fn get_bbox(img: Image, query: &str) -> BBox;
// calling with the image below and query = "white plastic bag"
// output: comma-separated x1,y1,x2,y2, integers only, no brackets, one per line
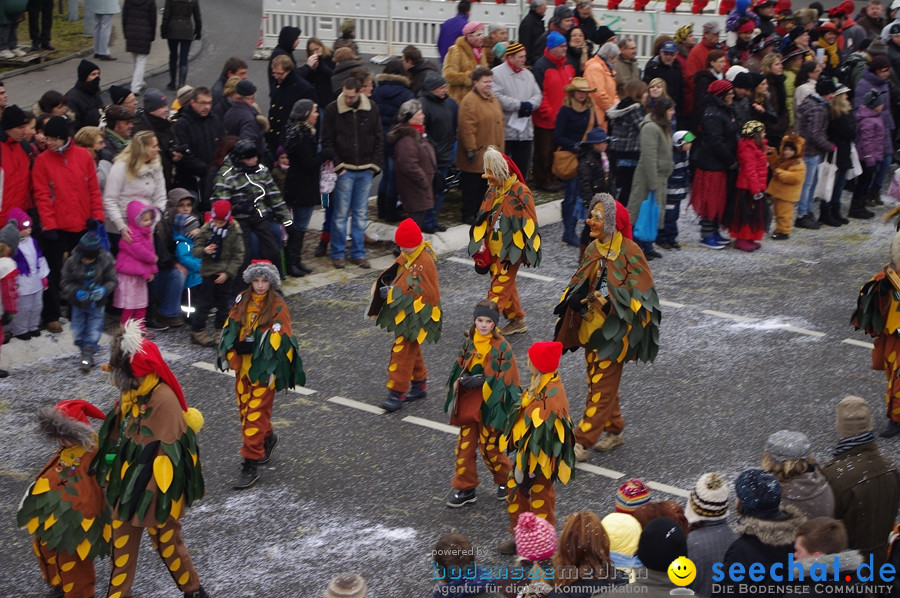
320,160,337,194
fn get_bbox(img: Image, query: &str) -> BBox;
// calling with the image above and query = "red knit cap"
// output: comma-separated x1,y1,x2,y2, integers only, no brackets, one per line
395,218,423,248
211,199,233,222
737,20,755,33
616,478,652,513
55,399,105,424
515,512,558,561
707,79,733,97
528,341,563,374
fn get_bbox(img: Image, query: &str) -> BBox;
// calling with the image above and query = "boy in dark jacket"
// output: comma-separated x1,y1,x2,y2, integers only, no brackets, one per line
659,130,694,250
59,231,117,372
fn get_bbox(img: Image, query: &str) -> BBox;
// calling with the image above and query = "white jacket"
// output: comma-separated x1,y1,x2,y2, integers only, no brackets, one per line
102,158,167,234
491,61,543,141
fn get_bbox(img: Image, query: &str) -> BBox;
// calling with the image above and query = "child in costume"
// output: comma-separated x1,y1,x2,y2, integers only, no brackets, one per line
7,207,49,340
190,199,245,347
370,218,442,413
468,147,541,336
0,218,21,378
113,201,159,326
726,120,769,252
217,259,305,489
444,299,520,508
765,134,806,240
60,231,117,373
17,399,111,598
658,131,694,251
500,340,576,555
554,193,660,461
93,320,208,598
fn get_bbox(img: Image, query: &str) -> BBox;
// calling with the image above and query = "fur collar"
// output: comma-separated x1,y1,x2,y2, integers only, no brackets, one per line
798,550,865,573
336,92,373,114
733,504,805,546
606,98,643,118
134,156,162,177
375,72,411,86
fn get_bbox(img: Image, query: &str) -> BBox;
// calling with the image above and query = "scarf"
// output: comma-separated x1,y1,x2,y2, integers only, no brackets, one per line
507,58,523,73
473,46,483,61
13,236,43,277
833,431,876,456
471,330,492,367
411,123,425,135
543,48,568,70
401,241,435,270
818,38,840,69
209,222,229,261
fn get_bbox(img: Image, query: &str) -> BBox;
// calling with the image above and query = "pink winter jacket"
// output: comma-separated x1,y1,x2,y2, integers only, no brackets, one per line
115,201,158,280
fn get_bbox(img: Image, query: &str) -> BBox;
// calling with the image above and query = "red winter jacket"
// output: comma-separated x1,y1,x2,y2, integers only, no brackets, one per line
32,142,103,233
0,136,32,226
532,50,575,130
736,138,769,193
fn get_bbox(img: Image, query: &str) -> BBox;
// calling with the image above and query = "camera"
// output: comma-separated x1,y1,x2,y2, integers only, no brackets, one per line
169,141,191,157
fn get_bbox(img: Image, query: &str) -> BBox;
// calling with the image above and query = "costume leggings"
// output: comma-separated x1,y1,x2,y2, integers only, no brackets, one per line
236,373,275,461
386,336,427,395
107,516,199,598
120,308,146,326
574,351,625,448
507,474,556,533
452,419,512,491
34,540,94,598
488,260,524,321
877,335,900,423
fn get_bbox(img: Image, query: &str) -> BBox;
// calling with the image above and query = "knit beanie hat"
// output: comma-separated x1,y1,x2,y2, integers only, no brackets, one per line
546,31,567,49
764,430,811,463
473,301,499,325
242,259,281,290
462,21,484,35
735,468,784,520
236,80,257,97
552,4,574,22
423,72,447,91
174,213,200,237
7,207,31,231
732,71,755,89
515,511,558,561
109,84,131,106
601,512,642,556
685,472,729,524
324,573,367,598
594,25,616,45
211,199,233,223
863,88,885,109
708,79,733,96
144,88,168,112
870,55,891,72
395,218,423,248
1,104,27,130
77,58,99,82
637,517,687,573
78,231,101,258
290,98,315,121
0,219,19,253
528,341,563,374
44,115,70,140
869,38,888,56
815,77,838,96
616,478,651,513
836,395,873,437
506,41,526,56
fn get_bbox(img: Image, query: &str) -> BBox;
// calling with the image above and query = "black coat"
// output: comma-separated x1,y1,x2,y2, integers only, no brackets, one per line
418,89,458,168
371,74,414,158
694,94,738,172
577,145,611,208
827,111,857,170
133,110,179,189
407,59,438,95
297,55,335,106
223,100,267,163
330,58,364,96
122,0,156,55
172,102,224,195
282,121,323,208
267,71,318,155
519,9,546,67
161,0,200,41
64,81,103,130
267,26,300,93
643,55,685,116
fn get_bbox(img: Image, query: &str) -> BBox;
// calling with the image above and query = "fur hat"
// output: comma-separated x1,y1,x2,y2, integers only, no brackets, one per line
395,218,423,248
105,105,135,125
78,231,101,258
77,58,99,82
836,395,873,437
1,104,27,130
0,219,20,253
765,430,811,463
735,468,784,519
43,115,70,140
290,98,315,121
109,84,131,106
601,512,642,556
528,341,563,374
637,517,687,573
423,72,447,90
685,472,730,524
515,511,558,561
8,207,31,231
616,478,651,513
324,573,367,598
36,400,106,448
243,259,281,290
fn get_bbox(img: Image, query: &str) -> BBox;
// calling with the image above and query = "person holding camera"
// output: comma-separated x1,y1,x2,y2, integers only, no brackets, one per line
132,88,184,189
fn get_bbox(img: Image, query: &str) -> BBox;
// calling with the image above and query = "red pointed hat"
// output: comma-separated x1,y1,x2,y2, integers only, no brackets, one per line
55,399,106,424
395,218,423,248
528,341,563,374
130,339,188,412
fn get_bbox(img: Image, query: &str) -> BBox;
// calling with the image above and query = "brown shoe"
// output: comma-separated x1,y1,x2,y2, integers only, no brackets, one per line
45,321,63,334
593,432,624,452
191,330,216,347
499,318,527,335
573,442,589,462
158,315,185,328
350,257,371,269
332,258,346,269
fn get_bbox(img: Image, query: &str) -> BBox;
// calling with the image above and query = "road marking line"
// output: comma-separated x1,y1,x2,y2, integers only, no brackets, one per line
191,361,317,395
445,256,555,282
660,300,685,309
447,256,474,266
843,338,875,349
647,480,690,498
403,416,460,435
779,326,825,338
161,350,181,362
327,396,386,414
575,462,624,479
700,309,757,322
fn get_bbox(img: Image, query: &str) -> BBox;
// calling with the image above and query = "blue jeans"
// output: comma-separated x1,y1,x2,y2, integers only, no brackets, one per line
377,156,397,198
151,267,186,319
291,205,314,232
561,177,581,244
70,305,105,352
798,155,822,217
424,166,449,230
331,169,373,260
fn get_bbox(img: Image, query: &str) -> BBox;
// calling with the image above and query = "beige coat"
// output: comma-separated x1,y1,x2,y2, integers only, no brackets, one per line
443,36,489,104
454,90,505,173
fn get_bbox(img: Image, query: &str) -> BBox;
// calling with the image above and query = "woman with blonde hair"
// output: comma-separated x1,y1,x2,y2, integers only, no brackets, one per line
762,53,789,145
103,130,166,249
823,87,855,225
762,429,835,519
548,511,626,595
298,36,335,105
74,126,113,191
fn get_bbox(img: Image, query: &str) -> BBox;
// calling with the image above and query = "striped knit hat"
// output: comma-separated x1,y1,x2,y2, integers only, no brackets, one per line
685,472,729,524
506,40,526,56
615,479,651,513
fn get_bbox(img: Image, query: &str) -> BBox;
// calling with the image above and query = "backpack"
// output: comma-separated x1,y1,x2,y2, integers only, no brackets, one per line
835,53,866,88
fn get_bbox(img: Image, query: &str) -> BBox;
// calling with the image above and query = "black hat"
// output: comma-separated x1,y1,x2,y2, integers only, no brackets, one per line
593,25,616,45
78,231,101,258
235,80,257,97
815,77,838,96
424,71,447,91
1,104,27,130
735,469,786,520
43,116,70,140
231,138,258,160
77,58,99,82
732,72,754,89
143,88,168,112
637,517,687,573
109,85,131,106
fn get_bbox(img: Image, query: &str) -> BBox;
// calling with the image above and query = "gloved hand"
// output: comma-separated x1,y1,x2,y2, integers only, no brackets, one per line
194,31,202,40
753,192,764,201
75,289,89,302
43,229,59,242
467,150,477,163
517,102,533,117
458,373,484,389
90,287,106,301
379,285,391,299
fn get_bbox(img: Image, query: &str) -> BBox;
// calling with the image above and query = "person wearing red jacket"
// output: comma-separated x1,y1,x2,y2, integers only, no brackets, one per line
531,31,575,192
726,120,769,251
684,21,729,118
32,115,104,334
0,105,32,226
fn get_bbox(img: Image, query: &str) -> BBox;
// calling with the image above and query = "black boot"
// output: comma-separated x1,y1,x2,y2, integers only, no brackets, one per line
406,380,427,401
80,346,94,373
184,587,209,598
314,236,328,257
286,229,306,277
818,201,841,227
832,201,849,225
167,64,177,90
177,65,188,88
233,459,259,490
848,192,875,219
259,433,278,464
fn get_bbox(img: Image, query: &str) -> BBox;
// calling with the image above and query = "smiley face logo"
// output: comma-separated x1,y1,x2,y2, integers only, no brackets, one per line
667,556,696,587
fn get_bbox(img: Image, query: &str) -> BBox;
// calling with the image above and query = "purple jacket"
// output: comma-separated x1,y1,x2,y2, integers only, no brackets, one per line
854,70,894,157
855,106,888,167
437,14,467,61
115,201,159,280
